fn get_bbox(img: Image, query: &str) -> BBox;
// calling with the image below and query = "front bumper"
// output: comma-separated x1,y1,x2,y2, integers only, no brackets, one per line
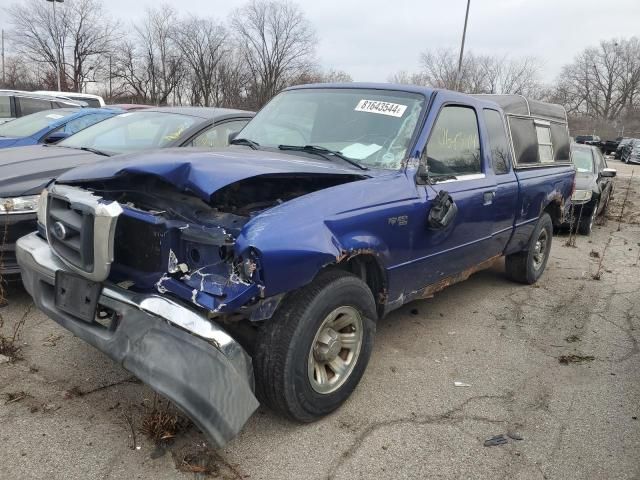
17,232,259,447
0,212,38,276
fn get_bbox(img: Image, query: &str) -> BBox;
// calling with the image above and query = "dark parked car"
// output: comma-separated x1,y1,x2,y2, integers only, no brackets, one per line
601,137,622,155
0,90,82,125
626,141,640,164
0,107,253,276
0,107,121,149
622,139,640,164
568,143,616,234
17,84,575,447
615,138,633,159
575,134,602,148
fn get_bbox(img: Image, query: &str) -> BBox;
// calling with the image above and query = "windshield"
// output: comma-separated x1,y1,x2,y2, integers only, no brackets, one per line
0,109,77,138
58,111,200,154
572,148,594,173
238,88,426,169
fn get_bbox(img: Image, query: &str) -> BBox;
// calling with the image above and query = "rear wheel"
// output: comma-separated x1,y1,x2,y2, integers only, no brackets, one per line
253,270,376,422
505,213,553,284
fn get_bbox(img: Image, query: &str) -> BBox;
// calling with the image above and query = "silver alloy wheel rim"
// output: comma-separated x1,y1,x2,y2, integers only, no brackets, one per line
532,228,549,271
307,306,363,394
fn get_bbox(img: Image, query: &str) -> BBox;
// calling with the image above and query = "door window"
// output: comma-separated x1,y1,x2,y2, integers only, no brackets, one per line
427,106,481,176
189,119,250,148
483,109,511,174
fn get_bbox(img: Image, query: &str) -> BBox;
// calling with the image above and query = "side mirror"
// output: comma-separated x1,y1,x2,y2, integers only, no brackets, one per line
44,131,71,144
601,168,617,178
228,131,239,143
428,190,458,229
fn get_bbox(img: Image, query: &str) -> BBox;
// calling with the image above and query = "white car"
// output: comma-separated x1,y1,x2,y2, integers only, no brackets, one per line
33,91,106,108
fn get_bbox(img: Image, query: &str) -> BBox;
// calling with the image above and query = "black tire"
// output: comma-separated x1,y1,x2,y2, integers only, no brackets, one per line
505,213,553,284
578,200,598,235
253,269,377,422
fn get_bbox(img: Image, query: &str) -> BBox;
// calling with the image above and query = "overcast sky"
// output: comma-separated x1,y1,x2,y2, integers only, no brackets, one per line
1,0,639,84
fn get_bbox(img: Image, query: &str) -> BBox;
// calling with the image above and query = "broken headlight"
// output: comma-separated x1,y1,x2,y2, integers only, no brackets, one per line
0,194,41,214
571,190,592,202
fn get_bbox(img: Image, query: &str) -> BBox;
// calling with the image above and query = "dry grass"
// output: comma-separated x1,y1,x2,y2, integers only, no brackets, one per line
0,304,32,362
172,447,244,479
140,395,191,445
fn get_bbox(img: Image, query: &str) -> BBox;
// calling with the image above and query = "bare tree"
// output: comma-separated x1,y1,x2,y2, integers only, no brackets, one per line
551,37,640,119
415,48,542,95
231,0,316,108
113,6,184,105
8,0,116,92
172,16,228,106
0,56,41,90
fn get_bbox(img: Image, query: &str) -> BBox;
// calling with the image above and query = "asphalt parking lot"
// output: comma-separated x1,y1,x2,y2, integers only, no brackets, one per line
1,161,639,480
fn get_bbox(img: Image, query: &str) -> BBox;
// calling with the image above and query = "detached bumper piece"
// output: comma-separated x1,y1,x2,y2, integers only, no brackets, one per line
17,232,259,447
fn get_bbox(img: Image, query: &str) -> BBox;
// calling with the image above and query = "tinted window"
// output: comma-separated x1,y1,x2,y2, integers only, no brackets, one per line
0,96,11,118
550,123,570,162
18,97,54,116
427,106,481,176
190,119,250,148
483,109,510,174
508,117,538,164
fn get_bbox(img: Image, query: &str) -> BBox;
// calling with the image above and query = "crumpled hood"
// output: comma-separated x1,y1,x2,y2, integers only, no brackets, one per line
57,148,369,201
0,145,103,197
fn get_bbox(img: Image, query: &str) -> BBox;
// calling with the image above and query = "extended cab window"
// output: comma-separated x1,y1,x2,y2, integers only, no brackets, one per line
427,106,481,176
483,109,511,174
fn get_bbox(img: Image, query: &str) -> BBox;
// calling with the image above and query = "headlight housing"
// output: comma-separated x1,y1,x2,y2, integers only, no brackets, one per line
571,189,593,202
0,194,41,214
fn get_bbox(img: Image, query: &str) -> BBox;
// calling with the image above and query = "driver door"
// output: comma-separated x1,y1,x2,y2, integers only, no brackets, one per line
394,103,499,296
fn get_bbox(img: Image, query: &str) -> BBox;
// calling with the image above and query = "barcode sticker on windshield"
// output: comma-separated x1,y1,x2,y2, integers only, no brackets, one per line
354,99,407,117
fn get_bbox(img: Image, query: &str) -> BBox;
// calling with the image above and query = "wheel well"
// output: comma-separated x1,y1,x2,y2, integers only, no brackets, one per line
543,201,562,227
326,254,387,318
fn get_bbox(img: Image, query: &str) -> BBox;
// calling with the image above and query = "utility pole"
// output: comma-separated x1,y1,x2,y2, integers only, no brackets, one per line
456,0,471,92
46,0,64,91
108,55,112,100
1,29,5,86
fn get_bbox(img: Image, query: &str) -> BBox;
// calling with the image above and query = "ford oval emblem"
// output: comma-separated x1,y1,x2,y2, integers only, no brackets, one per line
52,221,68,241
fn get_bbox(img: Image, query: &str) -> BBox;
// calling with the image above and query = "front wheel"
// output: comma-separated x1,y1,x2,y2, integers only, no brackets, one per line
253,270,376,422
578,200,598,235
505,213,553,284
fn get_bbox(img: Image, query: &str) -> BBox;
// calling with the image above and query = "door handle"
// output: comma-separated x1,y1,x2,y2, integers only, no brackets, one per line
483,191,496,205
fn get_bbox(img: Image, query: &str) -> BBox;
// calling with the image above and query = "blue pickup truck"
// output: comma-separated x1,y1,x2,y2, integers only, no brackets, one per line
16,84,575,446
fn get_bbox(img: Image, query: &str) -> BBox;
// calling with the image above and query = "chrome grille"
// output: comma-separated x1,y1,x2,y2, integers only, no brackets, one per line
48,195,95,271
45,184,123,282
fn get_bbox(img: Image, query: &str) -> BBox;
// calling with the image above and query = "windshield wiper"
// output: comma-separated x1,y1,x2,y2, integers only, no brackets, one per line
79,146,110,157
278,144,368,171
230,137,260,150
